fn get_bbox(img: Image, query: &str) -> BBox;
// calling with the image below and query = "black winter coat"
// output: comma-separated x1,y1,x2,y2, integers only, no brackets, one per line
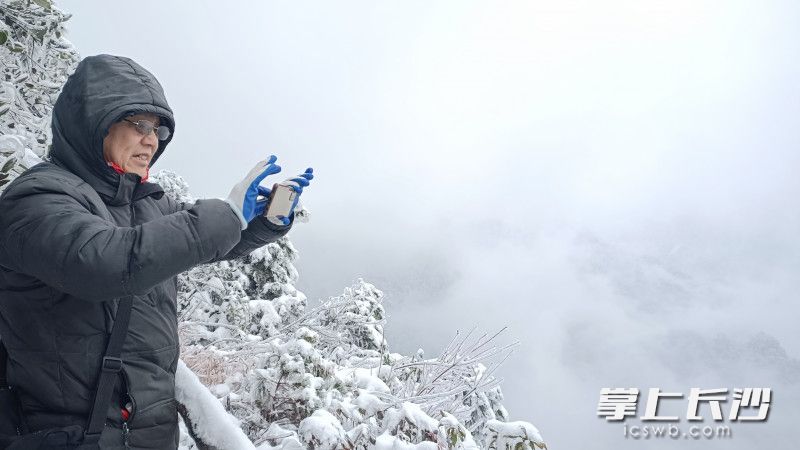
0,55,290,448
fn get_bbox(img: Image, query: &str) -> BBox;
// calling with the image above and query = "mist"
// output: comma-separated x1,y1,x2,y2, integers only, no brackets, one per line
59,1,799,447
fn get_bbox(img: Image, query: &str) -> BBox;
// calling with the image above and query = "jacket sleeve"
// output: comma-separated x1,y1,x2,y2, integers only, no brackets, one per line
0,177,243,302
160,194,292,262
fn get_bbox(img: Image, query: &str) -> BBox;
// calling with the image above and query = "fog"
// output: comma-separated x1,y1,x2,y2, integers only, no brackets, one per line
59,1,799,447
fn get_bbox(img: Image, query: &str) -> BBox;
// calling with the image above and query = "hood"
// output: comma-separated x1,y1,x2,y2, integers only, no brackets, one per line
49,54,175,205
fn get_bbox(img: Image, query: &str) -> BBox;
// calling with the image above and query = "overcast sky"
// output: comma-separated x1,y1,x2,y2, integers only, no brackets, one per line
59,1,799,448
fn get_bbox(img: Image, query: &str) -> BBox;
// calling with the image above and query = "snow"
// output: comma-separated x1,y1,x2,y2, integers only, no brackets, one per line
438,412,480,449
298,409,346,450
0,81,15,104
0,2,78,162
249,299,282,329
336,367,391,393
485,419,547,449
209,383,230,398
384,401,440,435
354,389,390,416
21,149,42,168
205,276,226,293
256,423,304,450
0,135,25,159
375,432,439,450
3,5,549,448
175,359,256,450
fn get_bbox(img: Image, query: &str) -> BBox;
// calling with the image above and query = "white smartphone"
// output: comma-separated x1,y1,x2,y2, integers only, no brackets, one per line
264,183,297,223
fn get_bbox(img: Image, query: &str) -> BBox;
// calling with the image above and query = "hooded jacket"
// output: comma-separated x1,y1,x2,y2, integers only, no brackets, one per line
0,55,290,449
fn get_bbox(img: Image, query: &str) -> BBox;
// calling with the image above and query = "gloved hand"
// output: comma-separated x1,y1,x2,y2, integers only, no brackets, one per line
225,155,282,229
254,168,314,226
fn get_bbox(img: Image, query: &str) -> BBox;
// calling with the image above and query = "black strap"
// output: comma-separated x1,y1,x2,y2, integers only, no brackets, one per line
82,296,134,445
0,339,8,388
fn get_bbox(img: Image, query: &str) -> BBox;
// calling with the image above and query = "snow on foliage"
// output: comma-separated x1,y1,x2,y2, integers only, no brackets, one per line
176,359,257,450
160,164,546,450
484,420,547,450
150,169,195,205
0,1,546,446
298,409,347,450
0,0,78,192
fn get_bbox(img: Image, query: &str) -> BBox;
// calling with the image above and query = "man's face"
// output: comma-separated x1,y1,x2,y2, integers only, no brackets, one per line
102,113,160,178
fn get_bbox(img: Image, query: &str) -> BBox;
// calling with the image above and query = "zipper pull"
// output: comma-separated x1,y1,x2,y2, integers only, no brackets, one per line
122,421,130,449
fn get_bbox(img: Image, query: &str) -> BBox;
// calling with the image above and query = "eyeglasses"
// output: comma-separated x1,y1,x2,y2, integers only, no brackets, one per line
123,118,171,141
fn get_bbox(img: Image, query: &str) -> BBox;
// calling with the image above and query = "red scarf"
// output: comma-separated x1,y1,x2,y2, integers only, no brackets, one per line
107,161,149,183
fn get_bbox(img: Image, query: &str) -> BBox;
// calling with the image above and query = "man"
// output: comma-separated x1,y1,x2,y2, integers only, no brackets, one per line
0,54,312,448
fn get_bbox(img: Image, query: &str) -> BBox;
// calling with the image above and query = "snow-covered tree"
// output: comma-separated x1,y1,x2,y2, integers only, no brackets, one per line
1,2,547,448
166,186,547,448
0,0,78,191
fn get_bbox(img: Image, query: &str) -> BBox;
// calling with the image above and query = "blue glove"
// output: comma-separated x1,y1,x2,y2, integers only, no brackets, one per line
225,155,282,229
254,168,314,226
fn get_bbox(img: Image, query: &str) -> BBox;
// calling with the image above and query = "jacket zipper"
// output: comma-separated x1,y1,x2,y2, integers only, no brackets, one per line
121,193,138,449
122,421,130,449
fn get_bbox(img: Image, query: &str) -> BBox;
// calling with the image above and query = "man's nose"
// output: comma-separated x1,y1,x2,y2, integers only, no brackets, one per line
141,130,158,149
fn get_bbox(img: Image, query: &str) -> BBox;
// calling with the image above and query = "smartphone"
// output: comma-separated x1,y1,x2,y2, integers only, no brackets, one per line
264,183,297,223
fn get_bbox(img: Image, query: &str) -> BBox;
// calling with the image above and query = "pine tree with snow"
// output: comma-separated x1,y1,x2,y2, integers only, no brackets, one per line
151,169,195,204
241,240,307,337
